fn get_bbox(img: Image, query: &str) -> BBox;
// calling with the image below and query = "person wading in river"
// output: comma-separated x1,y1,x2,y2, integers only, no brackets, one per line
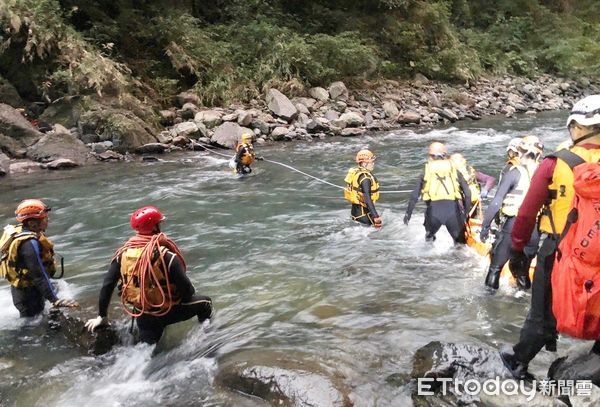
501,95,600,380
0,199,78,317
232,133,263,175
344,149,382,228
480,136,543,290
404,142,471,243
85,206,213,344
449,153,495,220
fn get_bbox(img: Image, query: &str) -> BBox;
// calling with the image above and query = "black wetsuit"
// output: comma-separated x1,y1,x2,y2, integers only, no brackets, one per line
11,237,58,317
480,168,539,289
351,173,379,226
234,144,254,175
98,250,212,344
405,172,471,243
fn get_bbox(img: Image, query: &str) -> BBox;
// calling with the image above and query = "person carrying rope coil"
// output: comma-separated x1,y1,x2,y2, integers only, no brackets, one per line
85,206,212,344
230,133,263,175
344,149,382,228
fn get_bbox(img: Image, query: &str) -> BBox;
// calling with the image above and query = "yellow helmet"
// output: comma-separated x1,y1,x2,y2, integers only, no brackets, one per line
355,149,375,164
428,142,447,157
450,153,466,169
241,133,253,142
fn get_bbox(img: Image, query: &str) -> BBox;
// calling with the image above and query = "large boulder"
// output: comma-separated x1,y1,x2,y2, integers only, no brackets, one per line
339,111,365,127
266,89,298,121
211,122,252,149
0,103,43,155
382,101,399,119
79,108,158,153
548,345,600,386
194,110,223,128
309,87,329,102
26,131,91,164
328,82,349,101
0,76,23,108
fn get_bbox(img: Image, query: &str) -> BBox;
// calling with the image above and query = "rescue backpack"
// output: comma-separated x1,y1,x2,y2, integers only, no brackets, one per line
551,162,600,340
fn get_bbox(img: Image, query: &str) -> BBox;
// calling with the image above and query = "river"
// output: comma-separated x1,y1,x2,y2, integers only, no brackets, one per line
0,112,576,406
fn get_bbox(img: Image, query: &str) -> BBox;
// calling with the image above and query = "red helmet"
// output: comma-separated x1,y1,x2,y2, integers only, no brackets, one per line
130,206,165,235
15,199,50,222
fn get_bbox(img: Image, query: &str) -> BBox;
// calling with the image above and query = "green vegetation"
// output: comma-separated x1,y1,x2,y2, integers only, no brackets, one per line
1,0,598,105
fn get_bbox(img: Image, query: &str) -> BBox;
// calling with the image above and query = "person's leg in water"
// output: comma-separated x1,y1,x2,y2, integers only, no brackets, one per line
424,203,442,241
11,286,45,318
484,217,514,289
351,204,374,227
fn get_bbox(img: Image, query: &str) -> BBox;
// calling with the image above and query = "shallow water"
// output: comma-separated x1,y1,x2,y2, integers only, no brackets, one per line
0,112,585,406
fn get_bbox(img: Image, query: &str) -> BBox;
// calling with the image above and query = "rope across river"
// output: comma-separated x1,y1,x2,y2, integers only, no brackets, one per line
196,142,411,194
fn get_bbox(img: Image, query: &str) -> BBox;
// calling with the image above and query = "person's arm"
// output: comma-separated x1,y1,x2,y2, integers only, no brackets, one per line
19,239,58,303
405,174,424,220
166,252,195,302
476,171,496,197
511,158,556,251
456,172,471,214
358,175,379,218
481,168,519,231
98,259,121,318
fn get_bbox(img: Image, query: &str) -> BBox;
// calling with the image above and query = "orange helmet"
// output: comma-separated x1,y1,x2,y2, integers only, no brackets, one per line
355,149,375,164
428,142,447,157
15,199,50,222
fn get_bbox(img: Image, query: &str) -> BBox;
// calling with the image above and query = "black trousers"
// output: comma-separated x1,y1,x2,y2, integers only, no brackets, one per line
351,204,375,226
513,235,559,365
424,200,466,243
11,286,45,317
136,295,213,344
486,217,540,284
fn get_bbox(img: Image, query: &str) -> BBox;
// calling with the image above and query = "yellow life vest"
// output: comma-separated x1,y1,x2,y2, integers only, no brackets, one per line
119,246,180,313
236,143,255,166
421,159,461,201
0,225,56,288
539,146,600,234
344,167,380,206
456,164,480,204
501,164,533,217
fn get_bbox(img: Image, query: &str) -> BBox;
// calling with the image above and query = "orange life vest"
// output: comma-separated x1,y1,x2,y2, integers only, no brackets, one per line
236,143,255,166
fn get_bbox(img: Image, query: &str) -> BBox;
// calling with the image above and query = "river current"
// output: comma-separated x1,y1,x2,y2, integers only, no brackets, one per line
0,112,579,406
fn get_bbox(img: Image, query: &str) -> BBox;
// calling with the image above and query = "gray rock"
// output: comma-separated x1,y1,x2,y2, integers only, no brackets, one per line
80,133,100,144
26,132,90,164
9,160,43,173
48,309,120,355
413,73,430,86
175,91,200,107
266,89,298,121
294,97,317,110
295,102,310,115
332,100,347,112
171,121,199,138
134,143,168,154
0,152,9,176
324,110,340,121
237,111,253,126
328,81,349,101
382,101,399,119
330,118,347,129
270,126,290,141
428,92,442,108
341,128,366,137
93,150,124,161
221,112,238,122
251,119,270,135
172,135,190,147
503,105,517,117
309,87,329,102
548,345,600,386
212,122,252,149
435,107,459,122
339,111,364,127
180,103,199,120
195,122,209,138
156,131,173,144
398,111,421,124
306,119,328,133
194,110,223,128
0,76,23,107
0,104,44,155
159,110,177,126
294,113,310,129
46,158,78,170
89,141,113,154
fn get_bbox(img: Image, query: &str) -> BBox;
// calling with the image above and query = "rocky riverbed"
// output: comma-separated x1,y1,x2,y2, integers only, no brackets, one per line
1,74,598,176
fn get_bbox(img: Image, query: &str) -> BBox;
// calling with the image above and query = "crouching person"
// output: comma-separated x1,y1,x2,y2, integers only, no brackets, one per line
85,206,212,344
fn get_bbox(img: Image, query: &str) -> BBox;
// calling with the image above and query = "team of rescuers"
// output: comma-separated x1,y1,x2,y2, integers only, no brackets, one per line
1,94,599,375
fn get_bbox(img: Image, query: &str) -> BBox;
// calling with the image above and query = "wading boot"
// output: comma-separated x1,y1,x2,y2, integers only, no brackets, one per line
500,351,535,382
484,267,501,289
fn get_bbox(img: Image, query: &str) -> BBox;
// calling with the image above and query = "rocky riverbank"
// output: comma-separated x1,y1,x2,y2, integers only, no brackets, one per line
1,74,598,176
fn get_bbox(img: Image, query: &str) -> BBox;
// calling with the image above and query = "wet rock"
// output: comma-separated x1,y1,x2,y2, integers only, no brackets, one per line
270,126,290,141
93,150,124,161
548,345,600,386
434,108,459,122
26,132,91,164
212,122,252,149
266,89,298,122
328,81,349,101
9,160,43,173
46,158,78,170
175,91,200,107
0,103,43,154
134,143,168,154
194,110,223,128
142,156,159,162
309,87,329,102
48,309,120,355
339,111,364,127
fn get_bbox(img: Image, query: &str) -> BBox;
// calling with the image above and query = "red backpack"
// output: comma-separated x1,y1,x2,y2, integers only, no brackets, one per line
551,162,600,339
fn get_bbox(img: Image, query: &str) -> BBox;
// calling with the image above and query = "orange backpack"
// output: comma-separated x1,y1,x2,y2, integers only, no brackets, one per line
551,162,600,339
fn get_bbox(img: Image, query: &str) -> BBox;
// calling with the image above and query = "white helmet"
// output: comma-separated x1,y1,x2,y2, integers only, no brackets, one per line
506,137,522,154
566,94,600,127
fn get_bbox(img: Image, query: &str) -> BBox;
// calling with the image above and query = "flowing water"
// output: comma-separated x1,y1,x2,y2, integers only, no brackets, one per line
0,112,580,406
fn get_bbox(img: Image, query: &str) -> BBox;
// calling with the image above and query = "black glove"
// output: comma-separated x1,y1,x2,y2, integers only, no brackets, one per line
509,248,530,288
256,156,264,161
479,227,490,242
403,214,410,225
